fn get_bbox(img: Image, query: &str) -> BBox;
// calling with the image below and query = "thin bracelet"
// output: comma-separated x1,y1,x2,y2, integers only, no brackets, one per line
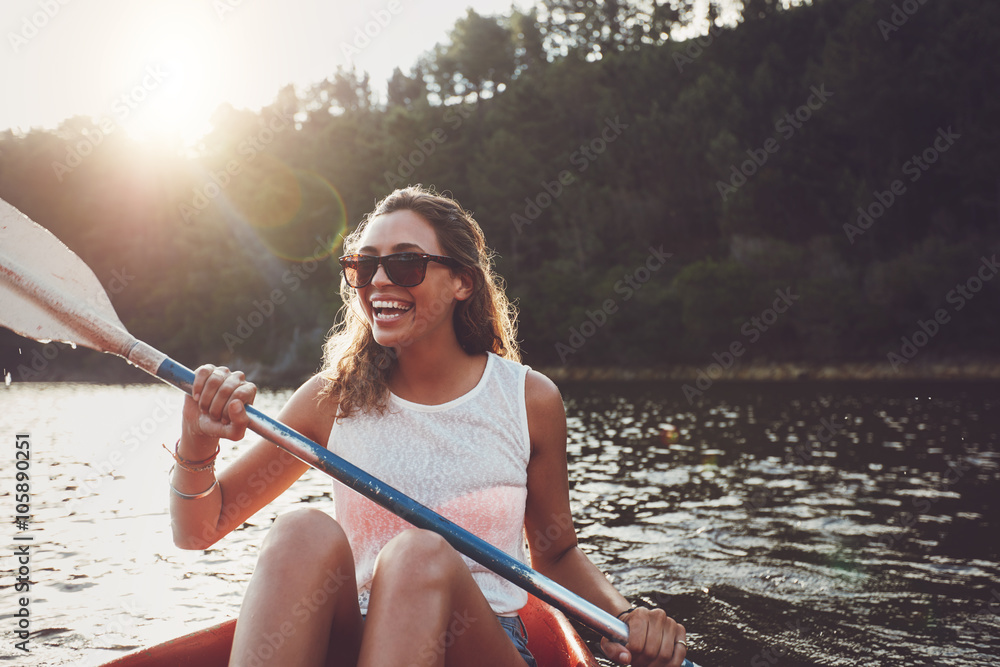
168,466,218,499
163,439,220,472
616,604,640,620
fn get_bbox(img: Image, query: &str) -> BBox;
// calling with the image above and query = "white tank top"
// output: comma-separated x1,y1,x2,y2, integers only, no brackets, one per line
328,352,531,615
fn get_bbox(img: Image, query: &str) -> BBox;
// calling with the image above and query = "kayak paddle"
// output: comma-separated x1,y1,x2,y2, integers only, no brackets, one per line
0,197,630,642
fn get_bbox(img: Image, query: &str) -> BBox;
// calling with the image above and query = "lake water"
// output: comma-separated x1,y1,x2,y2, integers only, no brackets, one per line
1,380,998,666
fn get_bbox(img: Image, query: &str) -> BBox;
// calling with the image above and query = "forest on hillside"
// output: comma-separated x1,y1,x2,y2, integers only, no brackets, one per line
2,0,999,383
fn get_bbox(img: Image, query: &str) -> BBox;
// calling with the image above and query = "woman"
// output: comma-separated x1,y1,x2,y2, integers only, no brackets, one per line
169,186,690,667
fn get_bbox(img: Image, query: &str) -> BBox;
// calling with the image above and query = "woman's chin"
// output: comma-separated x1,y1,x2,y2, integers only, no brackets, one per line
371,326,405,349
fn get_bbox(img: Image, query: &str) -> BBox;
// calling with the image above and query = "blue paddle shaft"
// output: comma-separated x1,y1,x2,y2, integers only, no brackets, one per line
155,356,630,642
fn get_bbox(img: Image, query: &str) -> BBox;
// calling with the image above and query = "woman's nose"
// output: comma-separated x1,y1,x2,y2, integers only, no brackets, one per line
370,262,392,286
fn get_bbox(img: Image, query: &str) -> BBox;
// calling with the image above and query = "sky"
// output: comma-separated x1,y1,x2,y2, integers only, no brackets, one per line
0,0,527,144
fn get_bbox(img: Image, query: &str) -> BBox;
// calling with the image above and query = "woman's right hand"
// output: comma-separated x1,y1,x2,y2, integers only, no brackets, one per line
182,365,257,442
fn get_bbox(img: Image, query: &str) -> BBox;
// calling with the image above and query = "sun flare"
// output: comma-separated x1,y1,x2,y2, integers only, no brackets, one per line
101,6,222,146
118,55,213,146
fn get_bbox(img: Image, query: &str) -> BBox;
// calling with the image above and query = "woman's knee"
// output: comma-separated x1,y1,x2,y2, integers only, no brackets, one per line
259,508,352,570
373,529,461,588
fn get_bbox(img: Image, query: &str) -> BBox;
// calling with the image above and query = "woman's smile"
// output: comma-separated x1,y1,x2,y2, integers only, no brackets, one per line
369,296,414,323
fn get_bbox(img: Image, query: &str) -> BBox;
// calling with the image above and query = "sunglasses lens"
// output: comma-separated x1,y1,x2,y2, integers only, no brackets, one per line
341,255,376,287
340,253,439,288
384,254,426,287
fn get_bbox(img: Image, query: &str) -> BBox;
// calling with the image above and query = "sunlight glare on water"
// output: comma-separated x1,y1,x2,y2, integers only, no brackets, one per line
1,380,998,666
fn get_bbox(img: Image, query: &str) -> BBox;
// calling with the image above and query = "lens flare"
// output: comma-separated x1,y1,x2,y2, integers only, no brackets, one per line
227,158,348,262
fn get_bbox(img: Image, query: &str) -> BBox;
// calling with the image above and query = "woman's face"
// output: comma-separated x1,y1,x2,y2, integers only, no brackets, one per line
354,209,470,351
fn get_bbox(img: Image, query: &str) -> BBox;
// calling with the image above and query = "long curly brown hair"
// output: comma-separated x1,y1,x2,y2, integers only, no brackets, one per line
319,186,519,419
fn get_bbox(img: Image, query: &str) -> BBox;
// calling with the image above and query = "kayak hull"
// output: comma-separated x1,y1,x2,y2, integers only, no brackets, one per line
100,594,599,667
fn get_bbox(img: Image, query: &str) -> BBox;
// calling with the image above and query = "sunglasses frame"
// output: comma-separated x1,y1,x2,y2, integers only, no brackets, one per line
338,252,462,288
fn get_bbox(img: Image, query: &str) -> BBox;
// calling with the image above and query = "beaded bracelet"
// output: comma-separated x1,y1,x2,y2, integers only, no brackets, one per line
163,439,220,472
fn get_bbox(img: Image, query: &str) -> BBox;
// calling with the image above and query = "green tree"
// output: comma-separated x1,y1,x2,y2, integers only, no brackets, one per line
387,67,428,109
425,9,516,103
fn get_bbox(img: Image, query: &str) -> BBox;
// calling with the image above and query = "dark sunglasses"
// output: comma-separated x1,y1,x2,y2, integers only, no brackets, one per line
338,252,462,288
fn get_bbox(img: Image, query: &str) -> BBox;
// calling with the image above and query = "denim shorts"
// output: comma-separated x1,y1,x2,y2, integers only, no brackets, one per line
498,615,537,667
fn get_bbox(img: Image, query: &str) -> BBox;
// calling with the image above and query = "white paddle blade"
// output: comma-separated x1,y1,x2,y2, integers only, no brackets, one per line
0,198,132,355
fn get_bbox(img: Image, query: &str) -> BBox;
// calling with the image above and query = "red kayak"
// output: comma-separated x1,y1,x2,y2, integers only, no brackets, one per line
101,594,599,666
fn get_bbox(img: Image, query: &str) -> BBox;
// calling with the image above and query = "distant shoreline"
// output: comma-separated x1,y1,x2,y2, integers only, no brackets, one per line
538,361,1000,383
9,359,1000,387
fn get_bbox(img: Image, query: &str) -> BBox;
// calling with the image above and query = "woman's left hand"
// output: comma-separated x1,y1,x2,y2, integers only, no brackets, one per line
600,606,687,667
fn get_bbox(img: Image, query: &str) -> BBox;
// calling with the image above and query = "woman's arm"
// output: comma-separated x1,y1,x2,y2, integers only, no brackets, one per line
523,370,687,667
522,370,629,612
170,367,335,549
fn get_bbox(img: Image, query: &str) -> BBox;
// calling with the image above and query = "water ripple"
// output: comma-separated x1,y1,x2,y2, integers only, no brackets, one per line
2,380,999,665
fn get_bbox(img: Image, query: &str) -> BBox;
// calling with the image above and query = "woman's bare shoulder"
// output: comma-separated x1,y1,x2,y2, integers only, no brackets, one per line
524,369,567,456
525,368,563,412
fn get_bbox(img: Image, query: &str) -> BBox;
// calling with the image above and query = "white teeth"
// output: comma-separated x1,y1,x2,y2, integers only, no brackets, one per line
371,300,411,310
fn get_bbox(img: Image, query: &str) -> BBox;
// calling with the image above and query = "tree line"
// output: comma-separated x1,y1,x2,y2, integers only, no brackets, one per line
2,0,998,383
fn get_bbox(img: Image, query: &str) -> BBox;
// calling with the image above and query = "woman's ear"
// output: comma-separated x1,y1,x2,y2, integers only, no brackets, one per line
454,269,475,301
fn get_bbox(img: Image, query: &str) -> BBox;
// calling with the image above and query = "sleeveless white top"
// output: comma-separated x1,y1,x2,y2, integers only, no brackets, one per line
327,353,531,616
